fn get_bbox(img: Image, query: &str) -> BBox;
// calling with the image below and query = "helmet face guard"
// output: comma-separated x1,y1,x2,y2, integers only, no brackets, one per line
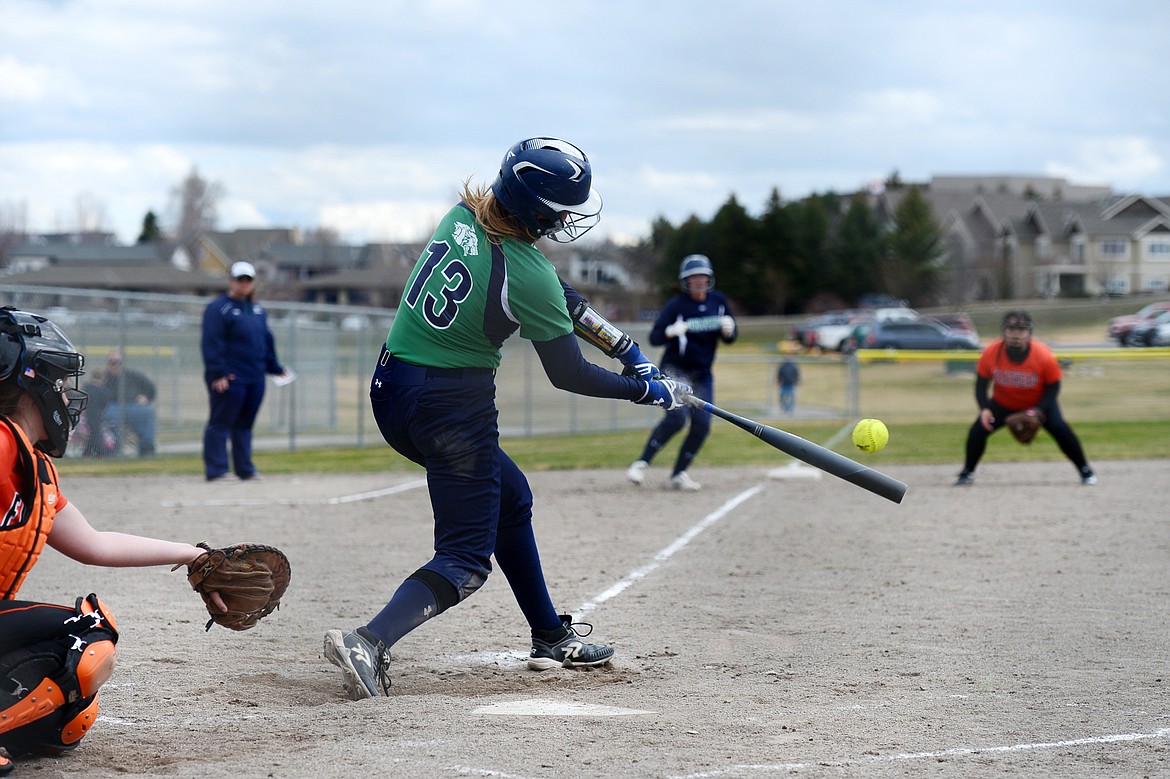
491,137,603,243
0,308,88,457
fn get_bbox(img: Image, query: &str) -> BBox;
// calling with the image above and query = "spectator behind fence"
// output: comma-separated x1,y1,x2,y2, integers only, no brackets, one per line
99,350,157,457
777,355,800,415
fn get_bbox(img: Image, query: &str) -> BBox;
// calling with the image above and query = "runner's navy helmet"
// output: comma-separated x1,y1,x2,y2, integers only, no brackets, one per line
679,254,714,293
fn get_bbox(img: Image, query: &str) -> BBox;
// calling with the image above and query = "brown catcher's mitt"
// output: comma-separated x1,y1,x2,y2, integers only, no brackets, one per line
182,543,291,631
1004,408,1045,444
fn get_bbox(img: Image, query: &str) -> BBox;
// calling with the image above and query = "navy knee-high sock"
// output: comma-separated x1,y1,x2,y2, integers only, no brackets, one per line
366,578,440,649
494,523,561,632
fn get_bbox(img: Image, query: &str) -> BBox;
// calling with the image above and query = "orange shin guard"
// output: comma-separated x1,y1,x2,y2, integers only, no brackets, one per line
59,696,99,746
74,640,116,699
0,678,67,737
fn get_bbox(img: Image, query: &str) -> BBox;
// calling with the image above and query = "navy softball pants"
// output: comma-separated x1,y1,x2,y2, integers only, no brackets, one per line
369,350,560,631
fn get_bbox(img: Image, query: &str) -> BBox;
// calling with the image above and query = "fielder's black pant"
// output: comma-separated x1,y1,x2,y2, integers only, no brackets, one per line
962,399,1090,473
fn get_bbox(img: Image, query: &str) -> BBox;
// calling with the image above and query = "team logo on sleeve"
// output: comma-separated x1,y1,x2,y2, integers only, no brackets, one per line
453,221,479,256
1,494,22,528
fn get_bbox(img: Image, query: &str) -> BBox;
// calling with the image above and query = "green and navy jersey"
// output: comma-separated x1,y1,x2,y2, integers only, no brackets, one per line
387,204,573,369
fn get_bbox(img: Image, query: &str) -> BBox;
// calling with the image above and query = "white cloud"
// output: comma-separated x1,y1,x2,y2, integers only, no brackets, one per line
318,200,454,243
0,56,52,102
1046,137,1164,191
3,1,1170,244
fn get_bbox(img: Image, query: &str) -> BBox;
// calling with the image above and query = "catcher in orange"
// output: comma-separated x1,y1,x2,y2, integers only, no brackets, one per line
0,307,285,774
954,310,1096,487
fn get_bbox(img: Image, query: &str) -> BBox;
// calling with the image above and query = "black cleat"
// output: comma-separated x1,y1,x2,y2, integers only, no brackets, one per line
528,615,615,671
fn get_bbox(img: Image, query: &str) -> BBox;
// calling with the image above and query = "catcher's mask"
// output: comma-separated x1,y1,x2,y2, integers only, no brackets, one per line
0,306,88,458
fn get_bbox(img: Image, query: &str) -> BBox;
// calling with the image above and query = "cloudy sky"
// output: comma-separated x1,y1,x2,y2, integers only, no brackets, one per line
2,0,1168,247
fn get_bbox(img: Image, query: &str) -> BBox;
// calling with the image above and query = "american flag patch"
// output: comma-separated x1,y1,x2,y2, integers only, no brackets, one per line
23,367,35,378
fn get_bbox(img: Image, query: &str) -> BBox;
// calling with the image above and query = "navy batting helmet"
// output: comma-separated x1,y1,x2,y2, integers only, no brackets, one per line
491,137,603,243
0,307,88,457
679,254,714,293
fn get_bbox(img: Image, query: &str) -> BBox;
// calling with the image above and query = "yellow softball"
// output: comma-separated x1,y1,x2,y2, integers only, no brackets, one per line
852,418,889,454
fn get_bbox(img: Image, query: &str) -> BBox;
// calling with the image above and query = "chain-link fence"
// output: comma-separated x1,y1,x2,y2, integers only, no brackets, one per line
12,286,808,458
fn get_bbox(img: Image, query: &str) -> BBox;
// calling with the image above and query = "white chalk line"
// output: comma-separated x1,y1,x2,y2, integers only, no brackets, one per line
160,477,427,507
670,727,1170,777
576,484,764,616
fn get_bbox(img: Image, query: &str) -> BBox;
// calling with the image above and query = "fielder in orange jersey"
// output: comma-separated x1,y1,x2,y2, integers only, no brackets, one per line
0,307,224,774
954,310,1095,487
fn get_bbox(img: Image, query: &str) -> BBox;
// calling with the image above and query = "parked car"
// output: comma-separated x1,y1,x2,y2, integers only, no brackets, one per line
798,311,856,351
872,306,919,322
853,319,981,351
1152,319,1170,347
1108,301,1170,345
816,312,876,352
927,313,980,347
1125,309,1170,347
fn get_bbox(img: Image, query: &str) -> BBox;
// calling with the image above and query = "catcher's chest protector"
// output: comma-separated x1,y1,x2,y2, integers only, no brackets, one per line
0,594,119,756
0,417,60,599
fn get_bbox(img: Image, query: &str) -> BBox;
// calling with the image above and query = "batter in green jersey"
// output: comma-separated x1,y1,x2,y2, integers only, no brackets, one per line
324,138,691,699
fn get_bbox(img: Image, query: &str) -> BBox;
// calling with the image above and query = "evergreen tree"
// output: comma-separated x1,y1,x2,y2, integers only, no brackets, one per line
793,195,831,304
884,186,943,304
833,194,885,303
137,210,163,244
758,189,799,314
707,195,759,310
654,214,711,296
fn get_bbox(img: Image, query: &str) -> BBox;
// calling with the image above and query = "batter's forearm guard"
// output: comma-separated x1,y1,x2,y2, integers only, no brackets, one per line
570,301,634,359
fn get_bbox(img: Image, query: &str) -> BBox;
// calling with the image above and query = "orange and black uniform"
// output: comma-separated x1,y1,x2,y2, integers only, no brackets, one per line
0,417,119,759
961,337,1091,475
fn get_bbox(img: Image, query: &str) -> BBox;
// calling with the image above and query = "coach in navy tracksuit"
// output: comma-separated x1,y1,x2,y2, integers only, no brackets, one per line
626,254,737,491
200,261,286,481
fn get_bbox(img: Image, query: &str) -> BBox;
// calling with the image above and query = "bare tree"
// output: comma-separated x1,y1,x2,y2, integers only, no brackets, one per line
74,191,108,233
170,167,224,265
0,200,29,271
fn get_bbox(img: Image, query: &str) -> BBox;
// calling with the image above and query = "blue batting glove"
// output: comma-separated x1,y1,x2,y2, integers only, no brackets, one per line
637,378,691,410
619,343,662,380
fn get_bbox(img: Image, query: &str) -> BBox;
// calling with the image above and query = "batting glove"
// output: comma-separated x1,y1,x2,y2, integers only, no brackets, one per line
619,343,662,380
664,320,688,340
637,378,691,411
720,315,736,338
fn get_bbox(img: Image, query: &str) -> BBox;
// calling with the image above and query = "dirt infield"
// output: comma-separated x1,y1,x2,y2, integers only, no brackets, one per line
18,459,1170,778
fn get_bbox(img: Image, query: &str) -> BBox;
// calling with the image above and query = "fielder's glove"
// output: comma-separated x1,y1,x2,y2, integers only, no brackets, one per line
179,542,292,631
1004,408,1045,444
637,378,691,411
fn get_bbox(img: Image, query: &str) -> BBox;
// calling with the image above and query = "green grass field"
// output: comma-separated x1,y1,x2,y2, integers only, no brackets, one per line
57,418,1160,479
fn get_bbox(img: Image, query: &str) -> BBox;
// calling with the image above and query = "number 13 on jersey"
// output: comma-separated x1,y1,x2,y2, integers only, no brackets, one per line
404,241,473,329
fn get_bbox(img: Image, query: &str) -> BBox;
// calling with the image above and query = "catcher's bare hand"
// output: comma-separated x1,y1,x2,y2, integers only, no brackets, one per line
206,589,228,613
